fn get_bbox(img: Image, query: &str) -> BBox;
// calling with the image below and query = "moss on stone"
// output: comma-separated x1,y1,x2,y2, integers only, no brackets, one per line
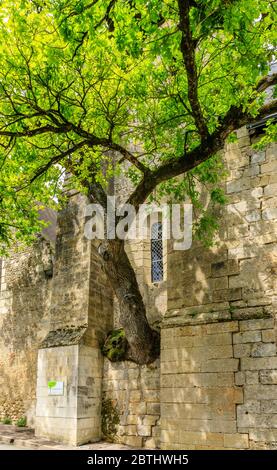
102,328,127,362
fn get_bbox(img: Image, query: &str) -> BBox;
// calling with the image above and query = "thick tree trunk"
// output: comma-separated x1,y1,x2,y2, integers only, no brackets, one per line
98,238,160,365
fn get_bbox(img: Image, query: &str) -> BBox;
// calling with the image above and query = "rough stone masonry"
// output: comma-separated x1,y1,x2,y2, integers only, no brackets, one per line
0,125,276,449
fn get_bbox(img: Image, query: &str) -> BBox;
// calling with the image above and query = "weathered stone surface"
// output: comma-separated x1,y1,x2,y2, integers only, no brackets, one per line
262,330,276,343
245,371,259,384
235,372,245,386
260,370,277,385
224,433,249,449
1,130,277,451
234,344,251,358
260,400,277,414
239,318,274,331
233,331,262,344
241,358,277,371
251,342,276,357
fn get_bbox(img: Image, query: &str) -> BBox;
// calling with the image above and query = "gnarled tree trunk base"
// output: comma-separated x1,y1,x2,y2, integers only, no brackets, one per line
98,239,161,365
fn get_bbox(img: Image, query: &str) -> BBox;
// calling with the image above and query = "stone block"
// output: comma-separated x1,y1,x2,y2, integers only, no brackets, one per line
205,322,239,334
161,387,206,404
142,415,159,426
231,307,266,320
211,260,239,277
143,390,159,402
251,342,276,357
264,183,277,196
244,384,277,400
237,411,265,428
129,402,147,415
260,370,277,384
246,371,259,384
262,329,276,343
260,400,277,414
241,357,277,371
249,429,277,443
224,433,249,449
127,415,138,425
245,210,261,222
235,372,245,385
161,403,212,420
144,437,159,449
226,178,250,194
137,424,152,437
234,344,251,358
129,390,142,402
126,425,137,435
123,436,143,447
201,359,239,372
147,402,160,415
237,401,260,414
233,331,262,344
161,372,234,388
213,288,242,302
262,208,277,220
251,151,265,164
261,160,277,174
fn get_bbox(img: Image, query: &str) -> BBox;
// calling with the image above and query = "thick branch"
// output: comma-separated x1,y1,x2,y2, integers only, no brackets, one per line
108,142,149,174
0,124,72,138
256,72,277,93
177,0,208,138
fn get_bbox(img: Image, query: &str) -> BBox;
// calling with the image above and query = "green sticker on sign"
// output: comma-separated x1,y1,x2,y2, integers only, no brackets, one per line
48,381,57,389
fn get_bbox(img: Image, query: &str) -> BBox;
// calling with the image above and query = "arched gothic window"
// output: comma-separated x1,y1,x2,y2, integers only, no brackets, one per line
151,222,163,282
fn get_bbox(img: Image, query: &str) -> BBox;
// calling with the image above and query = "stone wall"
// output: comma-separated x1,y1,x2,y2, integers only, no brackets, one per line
35,193,113,445
102,359,160,448
0,125,276,450
160,131,277,449
161,318,277,449
0,238,53,425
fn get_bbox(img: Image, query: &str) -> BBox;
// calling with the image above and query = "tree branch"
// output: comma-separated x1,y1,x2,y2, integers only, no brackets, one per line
128,98,277,209
18,140,90,190
256,72,277,93
177,0,208,138
0,124,72,138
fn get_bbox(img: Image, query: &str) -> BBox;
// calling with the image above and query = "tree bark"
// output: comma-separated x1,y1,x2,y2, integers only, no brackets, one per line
98,238,160,365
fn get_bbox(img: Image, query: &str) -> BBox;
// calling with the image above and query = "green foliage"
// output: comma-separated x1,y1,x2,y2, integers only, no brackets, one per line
102,328,127,362
16,416,27,427
253,121,277,150
101,397,120,442
0,1,275,251
2,416,12,424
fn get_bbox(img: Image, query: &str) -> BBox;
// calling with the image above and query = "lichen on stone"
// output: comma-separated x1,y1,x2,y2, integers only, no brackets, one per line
101,328,127,362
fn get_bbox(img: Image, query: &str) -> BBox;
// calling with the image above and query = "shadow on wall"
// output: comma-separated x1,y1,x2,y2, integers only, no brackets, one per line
166,172,276,321
0,238,53,423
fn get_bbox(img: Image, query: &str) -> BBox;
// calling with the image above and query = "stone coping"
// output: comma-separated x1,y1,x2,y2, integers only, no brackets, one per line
40,325,87,348
162,311,272,328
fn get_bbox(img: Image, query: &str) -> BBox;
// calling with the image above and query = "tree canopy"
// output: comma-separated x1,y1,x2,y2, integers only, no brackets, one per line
0,0,276,254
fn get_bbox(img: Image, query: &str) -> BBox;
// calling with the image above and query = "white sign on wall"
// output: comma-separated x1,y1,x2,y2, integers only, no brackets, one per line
48,381,64,396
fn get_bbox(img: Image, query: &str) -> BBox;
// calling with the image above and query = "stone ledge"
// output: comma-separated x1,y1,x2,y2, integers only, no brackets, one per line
40,325,87,348
161,311,273,329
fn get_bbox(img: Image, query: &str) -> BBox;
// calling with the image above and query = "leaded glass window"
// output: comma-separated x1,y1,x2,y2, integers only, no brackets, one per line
151,222,163,282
